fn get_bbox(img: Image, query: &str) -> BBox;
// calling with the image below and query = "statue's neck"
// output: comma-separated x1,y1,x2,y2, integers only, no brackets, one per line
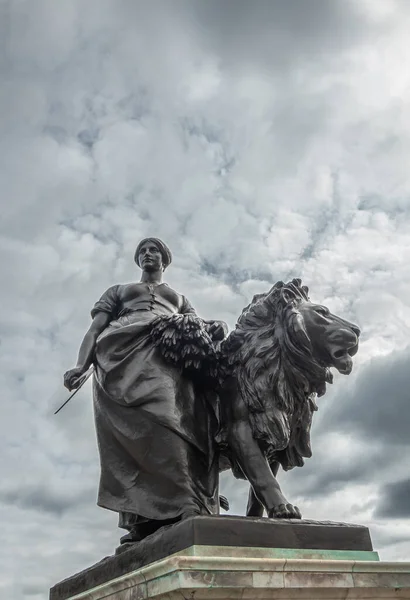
140,270,163,285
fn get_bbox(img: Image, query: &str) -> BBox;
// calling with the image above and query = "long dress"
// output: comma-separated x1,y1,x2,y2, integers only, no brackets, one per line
90,282,220,527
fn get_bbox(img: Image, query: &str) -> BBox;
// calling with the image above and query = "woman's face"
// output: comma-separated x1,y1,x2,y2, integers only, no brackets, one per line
138,241,163,271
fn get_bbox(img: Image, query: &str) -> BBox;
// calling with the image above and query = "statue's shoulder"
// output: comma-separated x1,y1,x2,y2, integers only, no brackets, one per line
94,283,133,306
94,283,120,300
115,282,133,295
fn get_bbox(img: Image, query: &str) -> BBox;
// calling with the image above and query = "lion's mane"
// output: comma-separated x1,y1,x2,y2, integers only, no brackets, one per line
220,279,332,471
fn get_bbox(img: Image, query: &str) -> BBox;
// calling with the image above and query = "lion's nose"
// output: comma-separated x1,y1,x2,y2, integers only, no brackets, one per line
351,323,361,338
329,327,358,346
341,327,360,357
343,328,359,349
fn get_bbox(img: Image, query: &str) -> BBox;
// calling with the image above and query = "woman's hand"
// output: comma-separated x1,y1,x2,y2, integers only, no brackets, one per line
205,320,228,342
63,366,87,391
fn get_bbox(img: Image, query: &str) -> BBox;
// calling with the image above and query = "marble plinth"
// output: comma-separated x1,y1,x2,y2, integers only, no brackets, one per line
51,547,410,600
50,516,410,600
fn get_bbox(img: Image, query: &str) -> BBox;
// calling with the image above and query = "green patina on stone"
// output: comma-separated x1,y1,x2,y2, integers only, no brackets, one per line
178,544,380,562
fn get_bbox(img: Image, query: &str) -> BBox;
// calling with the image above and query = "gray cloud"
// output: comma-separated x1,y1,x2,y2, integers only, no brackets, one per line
324,347,410,444
190,0,378,71
376,479,410,519
0,482,95,516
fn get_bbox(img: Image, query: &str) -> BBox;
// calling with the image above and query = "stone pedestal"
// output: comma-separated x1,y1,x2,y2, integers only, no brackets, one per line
50,516,410,600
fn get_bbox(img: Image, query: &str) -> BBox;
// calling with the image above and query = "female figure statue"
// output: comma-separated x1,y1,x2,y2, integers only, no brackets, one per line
64,238,226,544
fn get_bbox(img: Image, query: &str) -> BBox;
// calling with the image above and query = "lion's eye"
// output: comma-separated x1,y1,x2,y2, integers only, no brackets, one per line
315,307,329,317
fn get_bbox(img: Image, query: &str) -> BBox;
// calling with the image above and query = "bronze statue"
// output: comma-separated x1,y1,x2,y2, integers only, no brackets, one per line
218,279,360,518
64,238,227,543
64,240,360,544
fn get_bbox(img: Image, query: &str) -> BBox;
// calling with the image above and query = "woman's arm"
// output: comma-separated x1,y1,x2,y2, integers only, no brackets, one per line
64,312,111,390
76,312,111,369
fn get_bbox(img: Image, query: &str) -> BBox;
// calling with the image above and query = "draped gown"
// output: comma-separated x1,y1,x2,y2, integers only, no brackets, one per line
90,282,220,528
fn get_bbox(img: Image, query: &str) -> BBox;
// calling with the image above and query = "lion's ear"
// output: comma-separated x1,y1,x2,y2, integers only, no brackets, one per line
267,281,284,294
280,287,296,305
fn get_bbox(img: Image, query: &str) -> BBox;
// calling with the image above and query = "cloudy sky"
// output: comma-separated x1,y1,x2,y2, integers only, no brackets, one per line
2,0,410,597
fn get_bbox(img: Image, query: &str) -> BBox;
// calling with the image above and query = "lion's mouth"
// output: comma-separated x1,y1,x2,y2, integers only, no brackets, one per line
330,337,359,374
332,349,353,374
318,342,358,376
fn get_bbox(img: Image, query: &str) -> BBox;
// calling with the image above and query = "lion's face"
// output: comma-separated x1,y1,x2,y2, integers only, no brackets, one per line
297,301,360,375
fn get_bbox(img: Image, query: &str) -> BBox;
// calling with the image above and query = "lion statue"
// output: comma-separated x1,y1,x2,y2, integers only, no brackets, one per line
218,278,360,519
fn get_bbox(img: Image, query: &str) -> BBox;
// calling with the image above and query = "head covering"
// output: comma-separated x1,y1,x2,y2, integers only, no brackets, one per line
134,238,173,270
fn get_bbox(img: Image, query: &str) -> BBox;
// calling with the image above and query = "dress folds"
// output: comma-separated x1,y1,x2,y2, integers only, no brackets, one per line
91,284,219,523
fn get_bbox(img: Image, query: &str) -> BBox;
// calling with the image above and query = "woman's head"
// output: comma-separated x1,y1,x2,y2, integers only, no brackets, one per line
134,238,172,272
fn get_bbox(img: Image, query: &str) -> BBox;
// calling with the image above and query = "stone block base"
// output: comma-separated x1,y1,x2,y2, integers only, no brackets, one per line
49,517,410,600
52,548,410,600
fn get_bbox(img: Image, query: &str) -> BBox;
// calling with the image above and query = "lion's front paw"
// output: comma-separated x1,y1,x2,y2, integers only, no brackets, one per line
268,504,302,519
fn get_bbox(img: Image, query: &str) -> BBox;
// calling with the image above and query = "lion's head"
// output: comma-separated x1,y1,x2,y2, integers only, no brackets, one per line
297,293,360,376
220,279,360,469
274,278,360,383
